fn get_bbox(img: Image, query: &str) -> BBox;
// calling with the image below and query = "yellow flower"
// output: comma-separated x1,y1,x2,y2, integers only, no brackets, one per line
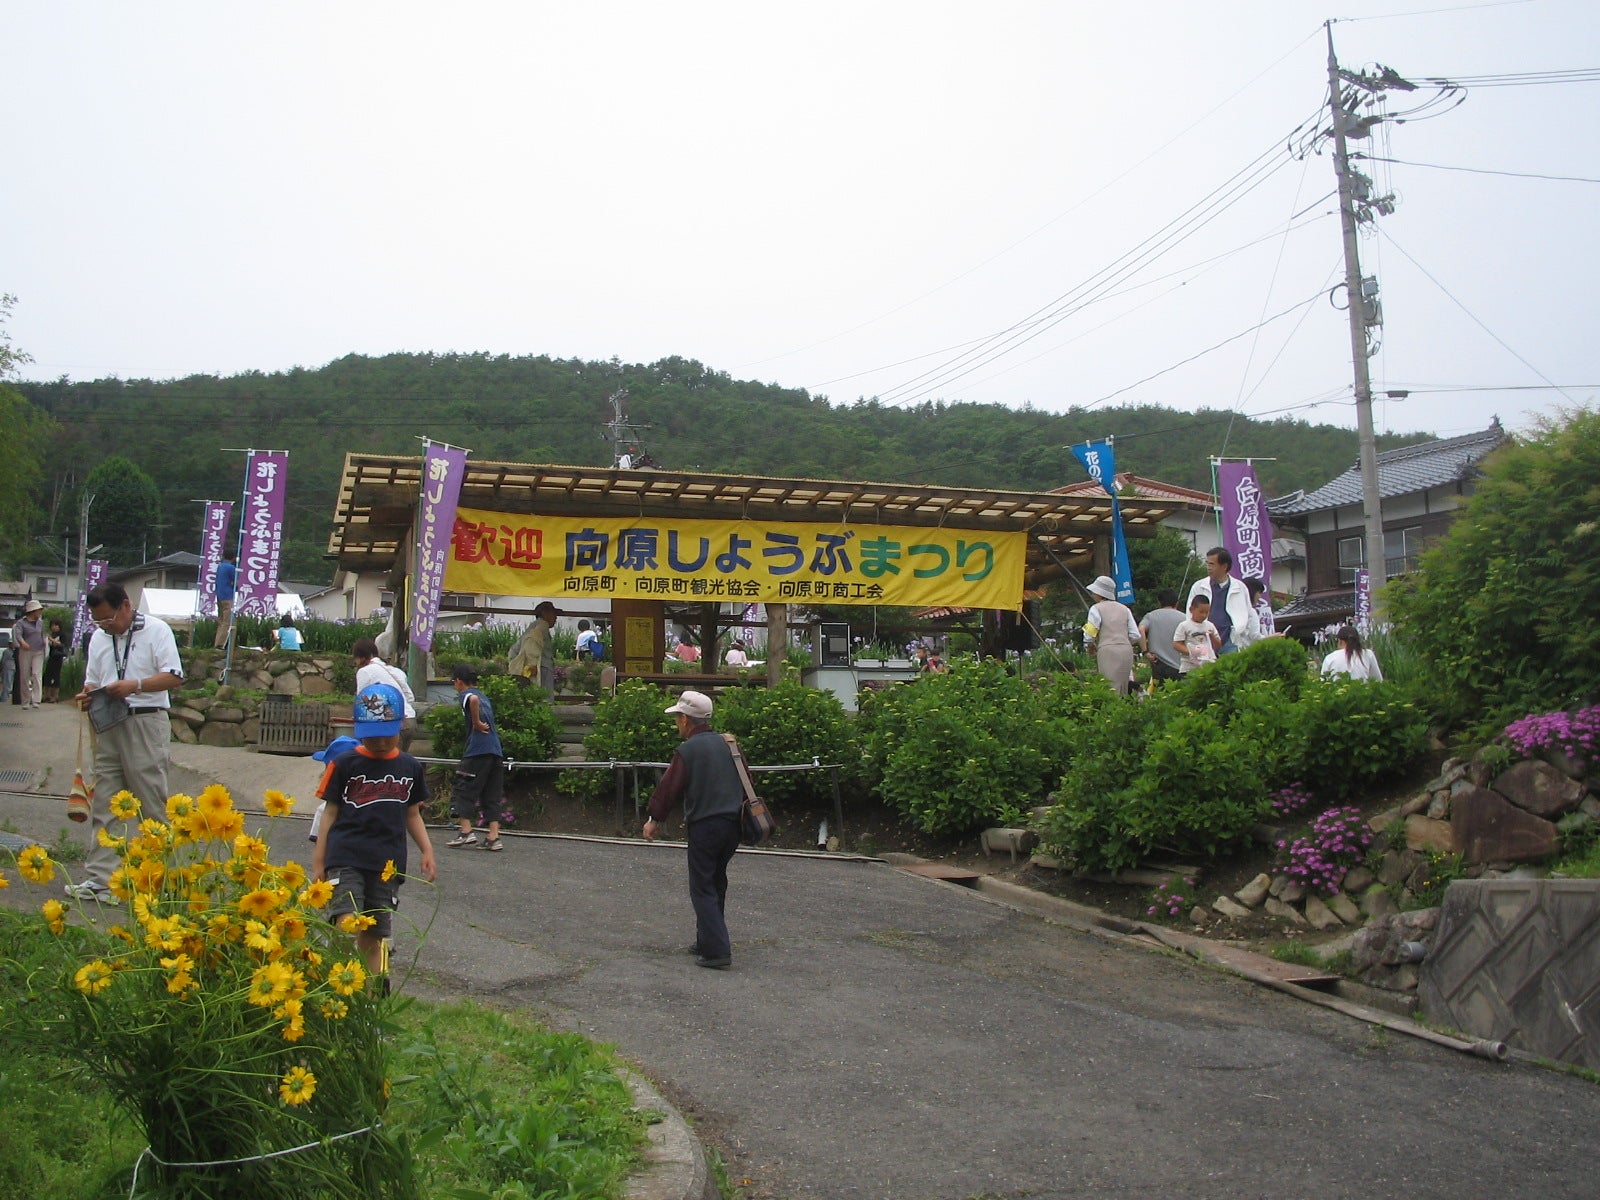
274,912,309,945
206,913,236,943
109,925,135,945
16,845,55,885
328,959,367,997
279,1066,316,1107
298,880,335,909
244,921,282,957
238,887,284,921
233,834,269,862
41,898,66,935
214,811,246,842
160,953,198,995
0,872,8,889
337,913,376,935
319,998,350,1020
107,866,135,903
197,784,233,818
96,827,126,851
109,791,142,821
248,961,295,1008
276,860,308,892
166,793,197,822
138,817,171,843
263,789,295,817
380,860,397,883
74,960,115,996
130,859,166,895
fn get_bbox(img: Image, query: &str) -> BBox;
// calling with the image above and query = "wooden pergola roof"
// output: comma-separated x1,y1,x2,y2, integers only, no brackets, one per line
327,454,1182,591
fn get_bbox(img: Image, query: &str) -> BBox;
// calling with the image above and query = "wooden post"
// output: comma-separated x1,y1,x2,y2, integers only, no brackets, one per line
766,603,788,687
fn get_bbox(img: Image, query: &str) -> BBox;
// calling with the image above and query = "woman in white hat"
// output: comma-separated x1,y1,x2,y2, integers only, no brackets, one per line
1083,576,1143,697
12,599,48,708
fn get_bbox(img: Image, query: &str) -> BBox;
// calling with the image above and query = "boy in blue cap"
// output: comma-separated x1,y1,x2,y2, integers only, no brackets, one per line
307,734,360,843
311,683,437,975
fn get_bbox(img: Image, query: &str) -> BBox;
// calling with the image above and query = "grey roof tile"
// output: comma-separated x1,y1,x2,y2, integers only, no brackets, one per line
1269,423,1506,516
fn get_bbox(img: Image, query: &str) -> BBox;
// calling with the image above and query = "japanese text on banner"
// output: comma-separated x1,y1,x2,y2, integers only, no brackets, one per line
443,508,1026,610
1217,462,1274,590
236,452,287,617
410,444,468,652
196,501,233,618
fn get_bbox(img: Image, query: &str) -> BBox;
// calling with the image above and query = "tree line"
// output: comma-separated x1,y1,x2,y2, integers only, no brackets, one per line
6,350,1424,582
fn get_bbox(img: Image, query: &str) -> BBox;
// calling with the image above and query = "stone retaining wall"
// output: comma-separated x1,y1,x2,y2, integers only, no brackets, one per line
169,651,345,747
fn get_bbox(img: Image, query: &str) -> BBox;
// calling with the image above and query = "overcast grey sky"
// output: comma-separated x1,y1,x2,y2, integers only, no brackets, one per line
7,1,1597,443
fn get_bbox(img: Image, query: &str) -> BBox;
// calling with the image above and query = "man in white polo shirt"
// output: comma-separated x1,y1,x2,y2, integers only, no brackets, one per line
69,582,184,904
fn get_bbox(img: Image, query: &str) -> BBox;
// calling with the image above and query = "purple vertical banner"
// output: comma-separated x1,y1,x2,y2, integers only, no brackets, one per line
71,559,109,654
1354,568,1372,634
196,501,234,617
410,442,468,652
235,452,288,617
1216,462,1274,592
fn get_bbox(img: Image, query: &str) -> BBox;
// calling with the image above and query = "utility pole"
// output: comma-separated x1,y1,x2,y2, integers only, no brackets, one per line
1325,22,1387,589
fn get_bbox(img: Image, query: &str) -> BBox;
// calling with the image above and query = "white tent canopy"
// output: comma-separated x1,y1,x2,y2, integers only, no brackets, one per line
138,590,307,622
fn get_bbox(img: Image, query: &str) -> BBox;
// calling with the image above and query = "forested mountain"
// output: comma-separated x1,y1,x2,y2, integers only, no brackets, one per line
16,352,1423,582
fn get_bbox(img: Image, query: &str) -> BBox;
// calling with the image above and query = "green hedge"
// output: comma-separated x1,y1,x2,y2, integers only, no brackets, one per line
424,674,562,763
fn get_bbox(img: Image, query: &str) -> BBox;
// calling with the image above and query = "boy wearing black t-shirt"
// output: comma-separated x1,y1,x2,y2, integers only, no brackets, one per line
311,682,437,975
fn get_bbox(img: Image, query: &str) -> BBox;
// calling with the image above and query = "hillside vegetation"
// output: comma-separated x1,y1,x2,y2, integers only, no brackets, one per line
16,352,1423,580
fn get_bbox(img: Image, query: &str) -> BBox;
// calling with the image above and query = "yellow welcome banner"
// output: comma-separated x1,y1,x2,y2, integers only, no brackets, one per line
443,506,1026,610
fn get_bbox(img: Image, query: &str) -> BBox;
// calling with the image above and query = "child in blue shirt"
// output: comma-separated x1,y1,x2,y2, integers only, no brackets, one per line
445,664,507,851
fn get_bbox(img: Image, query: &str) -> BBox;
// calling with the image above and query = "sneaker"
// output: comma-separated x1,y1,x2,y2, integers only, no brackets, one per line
445,832,480,848
63,881,120,905
484,838,504,852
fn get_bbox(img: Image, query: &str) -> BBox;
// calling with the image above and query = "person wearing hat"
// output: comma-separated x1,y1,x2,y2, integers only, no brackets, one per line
306,734,361,843
1082,575,1143,697
508,601,560,692
12,598,48,709
68,582,185,904
311,682,437,976
643,689,745,970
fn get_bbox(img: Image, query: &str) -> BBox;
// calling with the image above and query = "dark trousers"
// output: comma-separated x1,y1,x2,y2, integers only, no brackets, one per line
686,814,741,958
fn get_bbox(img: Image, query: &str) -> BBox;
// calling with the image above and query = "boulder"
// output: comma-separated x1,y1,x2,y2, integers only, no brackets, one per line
1492,759,1586,819
1280,882,1305,904
300,676,335,696
1398,793,1431,818
1326,892,1362,925
170,706,207,730
1235,873,1271,908
198,721,245,747
266,659,294,677
1212,895,1252,920
170,718,198,744
1269,874,1289,898
1360,884,1398,919
1189,906,1210,926
1264,897,1307,925
1378,848,1422,888
272,671,303,695
1426,790,1451,821
1304,893,1342,931
214,685,236,701
241,717,260,743
1403,814,1454,854
1451,784,1560,863
207,706,246,723
1341,865,1374,894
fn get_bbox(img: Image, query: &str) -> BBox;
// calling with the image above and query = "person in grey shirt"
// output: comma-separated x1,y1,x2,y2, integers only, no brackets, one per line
1139,589,1186,686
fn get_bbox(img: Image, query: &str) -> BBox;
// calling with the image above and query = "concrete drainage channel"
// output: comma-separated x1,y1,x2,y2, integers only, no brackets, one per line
881,854,1510,1065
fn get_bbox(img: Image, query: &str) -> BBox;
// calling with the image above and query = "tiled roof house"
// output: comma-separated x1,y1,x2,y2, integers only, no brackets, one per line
1269,421,1507,633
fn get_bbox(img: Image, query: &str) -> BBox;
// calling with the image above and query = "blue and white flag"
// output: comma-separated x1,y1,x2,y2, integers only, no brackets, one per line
1070,440,1135,603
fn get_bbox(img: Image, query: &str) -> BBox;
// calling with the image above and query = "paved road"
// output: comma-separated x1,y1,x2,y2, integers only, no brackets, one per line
3,704,1599,1198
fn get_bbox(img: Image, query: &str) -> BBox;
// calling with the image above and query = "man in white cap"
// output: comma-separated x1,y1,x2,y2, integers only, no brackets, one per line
642,689,744,970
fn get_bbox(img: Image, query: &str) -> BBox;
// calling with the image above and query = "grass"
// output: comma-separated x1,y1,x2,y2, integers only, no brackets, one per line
0,910,645,1199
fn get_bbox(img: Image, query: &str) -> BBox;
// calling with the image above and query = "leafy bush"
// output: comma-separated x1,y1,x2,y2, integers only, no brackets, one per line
424,674,562,763
857,661,1117,836
194,615,385,655
1388,409,1600,729
556,681,683,799
712,680,858,804
1290,678,1429,800
1037,640,1424,873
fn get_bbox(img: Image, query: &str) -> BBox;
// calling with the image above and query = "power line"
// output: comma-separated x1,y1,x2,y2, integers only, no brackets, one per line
1376,227,1580,405
869,113,1326,408
1357,153,1600,184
